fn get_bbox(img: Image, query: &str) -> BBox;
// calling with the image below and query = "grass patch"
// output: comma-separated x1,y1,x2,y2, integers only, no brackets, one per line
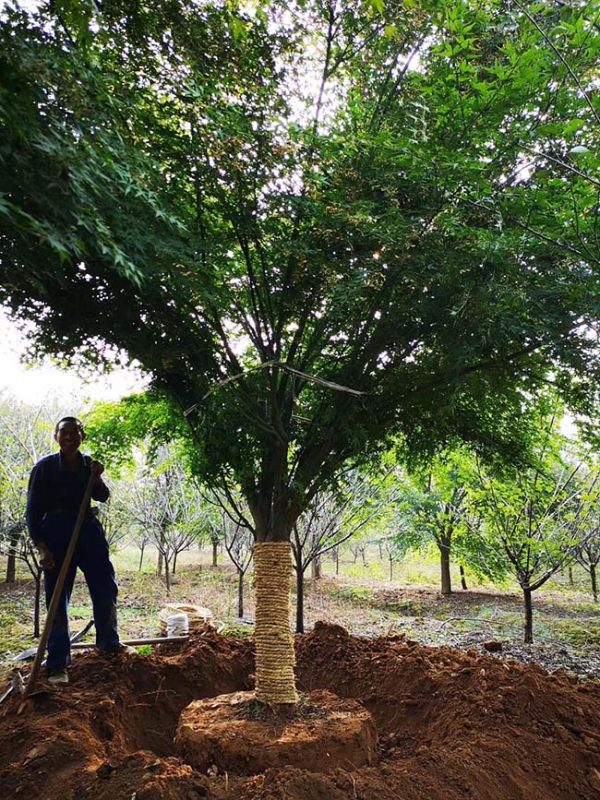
551,618,600,649
219,622,253,638
328,585,375,606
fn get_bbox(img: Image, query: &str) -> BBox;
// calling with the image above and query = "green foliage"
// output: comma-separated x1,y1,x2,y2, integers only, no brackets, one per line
84,393,191,473
474,417,600,594
551,618,600,650
395,447,510,583
218,621,254,638
1,1,599,540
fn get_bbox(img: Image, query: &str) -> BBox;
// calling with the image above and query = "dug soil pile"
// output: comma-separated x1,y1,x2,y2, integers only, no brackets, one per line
1,622,598,800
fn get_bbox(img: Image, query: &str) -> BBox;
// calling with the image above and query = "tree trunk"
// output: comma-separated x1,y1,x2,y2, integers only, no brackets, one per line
311,554,321,580
389,556,393,581
440,545,452,595
5,551,16,583
33,571,41,638
238,568,244,618
157,549,164,576
523,585,534,643
591,564,598,603
460,564,468,590
212,539,218,567
568,565,574,586
138,541,146,571
254,541,298,705
295,566,304,634
334,548,339,576
5,530,19,583
164,556,171,595
378,542,383,559
172,550,178,575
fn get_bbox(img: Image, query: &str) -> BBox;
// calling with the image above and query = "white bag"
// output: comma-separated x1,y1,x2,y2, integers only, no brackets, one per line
166,612,189,637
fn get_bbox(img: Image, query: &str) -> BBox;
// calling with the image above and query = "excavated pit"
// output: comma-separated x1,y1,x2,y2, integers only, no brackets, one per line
0,622,599,800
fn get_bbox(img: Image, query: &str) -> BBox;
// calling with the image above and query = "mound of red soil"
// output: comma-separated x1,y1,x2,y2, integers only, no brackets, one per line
1,623,598,800
176,689,378,774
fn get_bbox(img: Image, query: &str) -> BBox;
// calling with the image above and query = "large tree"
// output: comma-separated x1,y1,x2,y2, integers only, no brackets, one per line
1,0,599,704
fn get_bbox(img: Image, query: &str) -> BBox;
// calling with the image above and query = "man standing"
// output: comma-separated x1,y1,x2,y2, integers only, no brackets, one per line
26,416,122,685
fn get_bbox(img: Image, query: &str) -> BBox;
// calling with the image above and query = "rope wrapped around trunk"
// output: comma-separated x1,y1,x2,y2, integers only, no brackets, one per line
253,541,298,705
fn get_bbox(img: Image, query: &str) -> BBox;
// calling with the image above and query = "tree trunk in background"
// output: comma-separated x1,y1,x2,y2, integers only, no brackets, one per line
440,545,452,595
295,566,304,634
568,565,574,586
591,564,598,603
5,551,16,584
238,568,244,618
389,557,393,581
460,564,468,590
334,548,340,575
172,550,178,575
138,541,146,571
212,539,218,567
254,541,298,705
163,554,171,594
157,549,164,576
311,554,321,580
523,586,534,643
5,530,19,583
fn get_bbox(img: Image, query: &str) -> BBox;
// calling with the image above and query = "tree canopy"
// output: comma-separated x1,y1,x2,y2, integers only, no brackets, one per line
1,0,599,539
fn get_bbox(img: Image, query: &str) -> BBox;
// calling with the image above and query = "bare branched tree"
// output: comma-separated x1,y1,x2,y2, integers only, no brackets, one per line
222,513,254,618
125,448,208,593
0,396,58,635
575,517,600,602
292,473,391,633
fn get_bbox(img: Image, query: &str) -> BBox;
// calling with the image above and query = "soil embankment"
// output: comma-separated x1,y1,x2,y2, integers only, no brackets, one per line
1,622,598,799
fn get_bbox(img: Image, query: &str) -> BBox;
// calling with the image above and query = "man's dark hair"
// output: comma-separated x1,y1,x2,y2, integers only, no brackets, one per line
55,416,84,434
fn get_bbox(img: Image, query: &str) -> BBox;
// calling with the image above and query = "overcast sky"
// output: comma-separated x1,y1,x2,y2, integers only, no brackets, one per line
0,309,147,409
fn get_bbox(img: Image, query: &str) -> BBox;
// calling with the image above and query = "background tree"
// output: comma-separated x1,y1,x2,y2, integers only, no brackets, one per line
0,397,60,635
222,512,254,619
377,536,405,582
126,447,205,593
0,397,55,582
575,516,600,603
2,0,599,705
291,470,390,632
474,424,600,643
96,483,132,553
401,448,504,595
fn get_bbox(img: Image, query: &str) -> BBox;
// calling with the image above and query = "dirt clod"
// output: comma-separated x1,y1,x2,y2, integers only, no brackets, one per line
0,625,598,800
483,640,503,652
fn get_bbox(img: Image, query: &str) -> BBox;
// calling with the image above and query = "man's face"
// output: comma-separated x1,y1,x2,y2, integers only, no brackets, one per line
54,422,85,455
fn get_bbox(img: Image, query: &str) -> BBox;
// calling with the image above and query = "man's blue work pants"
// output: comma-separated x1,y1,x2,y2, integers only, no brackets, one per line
42,513,120,670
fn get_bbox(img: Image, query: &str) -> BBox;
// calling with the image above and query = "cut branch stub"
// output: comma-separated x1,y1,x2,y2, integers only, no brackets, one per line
253,541,298,705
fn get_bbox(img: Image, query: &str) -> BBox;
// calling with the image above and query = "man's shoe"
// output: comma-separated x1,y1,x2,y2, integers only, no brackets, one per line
99,644,136,657
47,668,69,686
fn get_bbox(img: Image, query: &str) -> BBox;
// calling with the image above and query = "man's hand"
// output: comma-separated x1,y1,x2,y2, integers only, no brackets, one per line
37,543,55,571
90,460,105,479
